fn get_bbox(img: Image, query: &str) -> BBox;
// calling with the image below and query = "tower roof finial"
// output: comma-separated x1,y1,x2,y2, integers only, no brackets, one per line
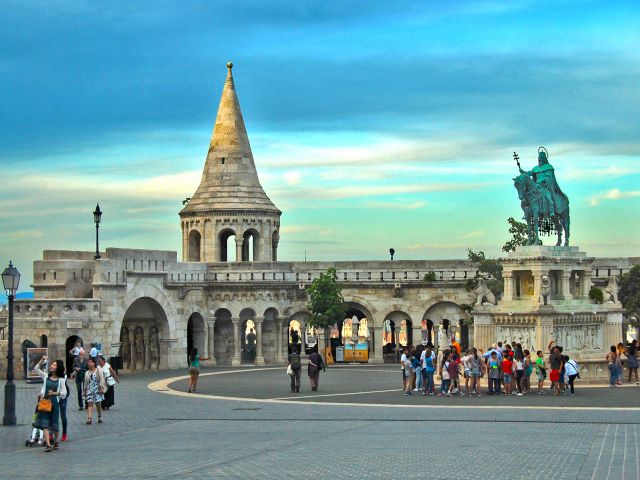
227,61,233,72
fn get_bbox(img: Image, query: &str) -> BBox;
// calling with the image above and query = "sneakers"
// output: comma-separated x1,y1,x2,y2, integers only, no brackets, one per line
61,434,67,442
413,388,419,392
516,393,523,396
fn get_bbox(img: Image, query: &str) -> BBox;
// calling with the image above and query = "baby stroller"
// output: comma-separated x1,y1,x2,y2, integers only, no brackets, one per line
26,406,44,447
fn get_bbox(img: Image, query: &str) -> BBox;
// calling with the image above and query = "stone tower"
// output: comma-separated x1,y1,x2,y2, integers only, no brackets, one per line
180,62,281,262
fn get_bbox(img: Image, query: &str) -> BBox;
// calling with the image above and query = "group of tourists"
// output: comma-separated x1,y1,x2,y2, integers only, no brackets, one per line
400,336,640,398
28,340,120,452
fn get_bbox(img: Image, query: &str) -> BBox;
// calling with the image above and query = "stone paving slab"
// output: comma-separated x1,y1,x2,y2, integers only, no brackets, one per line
0,366,638,479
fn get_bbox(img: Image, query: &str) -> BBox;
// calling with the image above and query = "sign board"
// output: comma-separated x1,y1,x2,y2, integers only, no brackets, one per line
25,347,48,382
66,321,83,329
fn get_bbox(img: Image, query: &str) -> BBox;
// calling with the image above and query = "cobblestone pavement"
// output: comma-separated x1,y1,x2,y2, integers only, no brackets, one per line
0,365,638,479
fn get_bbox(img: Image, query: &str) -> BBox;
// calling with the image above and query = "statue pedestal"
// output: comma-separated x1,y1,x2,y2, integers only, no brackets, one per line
473,246,623,381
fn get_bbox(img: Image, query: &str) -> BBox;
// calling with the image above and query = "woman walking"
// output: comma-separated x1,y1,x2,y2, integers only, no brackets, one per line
33,356,66,452
84,358,106,424
606,346,618,387
98,356,119,410
627,339,639,385
308,349,325,391
616,343,625,385
187,348,210,393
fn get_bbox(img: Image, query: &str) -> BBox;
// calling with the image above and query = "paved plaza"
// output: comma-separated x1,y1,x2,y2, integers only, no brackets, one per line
1,365,639,479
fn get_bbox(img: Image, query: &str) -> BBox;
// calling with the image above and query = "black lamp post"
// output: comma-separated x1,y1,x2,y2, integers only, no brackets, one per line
93,204,102,260
389,248,395,261
2,261,20,426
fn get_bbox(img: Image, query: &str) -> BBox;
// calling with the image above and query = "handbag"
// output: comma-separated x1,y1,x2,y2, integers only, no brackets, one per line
106,375,116,387
37,397,52,413
286,364,293,376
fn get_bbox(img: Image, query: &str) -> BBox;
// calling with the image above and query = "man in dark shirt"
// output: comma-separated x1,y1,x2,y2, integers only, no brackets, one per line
72,350,88,410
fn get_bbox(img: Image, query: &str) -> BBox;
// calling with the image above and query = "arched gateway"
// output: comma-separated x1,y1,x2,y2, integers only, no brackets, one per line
119,297,170,370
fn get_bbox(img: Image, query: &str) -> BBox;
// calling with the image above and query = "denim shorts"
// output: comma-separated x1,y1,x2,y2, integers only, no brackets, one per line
503,373,512,384
471,369,481,377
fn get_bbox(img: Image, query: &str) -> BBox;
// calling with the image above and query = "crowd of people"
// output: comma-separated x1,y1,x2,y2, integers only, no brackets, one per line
28,340,120,452
400,337,640,398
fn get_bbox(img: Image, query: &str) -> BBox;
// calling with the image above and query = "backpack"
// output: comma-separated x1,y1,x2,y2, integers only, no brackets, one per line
290,355,301,370
525,359,533,376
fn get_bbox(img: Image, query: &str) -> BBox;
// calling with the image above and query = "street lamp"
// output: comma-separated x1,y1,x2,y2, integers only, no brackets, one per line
389,248,395,261
93,203,102,260
2,261,20,426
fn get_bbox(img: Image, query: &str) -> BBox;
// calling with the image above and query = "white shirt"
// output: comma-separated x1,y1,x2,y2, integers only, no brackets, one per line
90,347,98,357
565,360,579,376
400,353,407,369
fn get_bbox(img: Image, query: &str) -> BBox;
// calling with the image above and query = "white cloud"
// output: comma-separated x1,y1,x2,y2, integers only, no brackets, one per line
589,188,640,206
363,200,426,210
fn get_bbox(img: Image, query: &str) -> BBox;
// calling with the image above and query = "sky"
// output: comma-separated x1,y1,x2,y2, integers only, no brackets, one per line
1,0,639,294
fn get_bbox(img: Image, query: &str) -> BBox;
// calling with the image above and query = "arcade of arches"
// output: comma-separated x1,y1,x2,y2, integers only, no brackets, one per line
114,299,468,368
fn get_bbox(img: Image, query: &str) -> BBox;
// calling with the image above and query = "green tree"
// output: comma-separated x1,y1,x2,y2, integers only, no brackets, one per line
502,217,529,253
423,272,437,282
619,265,640,327
467,249,503,299
306,267,345,348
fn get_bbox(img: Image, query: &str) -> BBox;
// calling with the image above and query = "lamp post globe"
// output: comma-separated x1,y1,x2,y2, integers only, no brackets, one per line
2,261,20,426
93,203,102,260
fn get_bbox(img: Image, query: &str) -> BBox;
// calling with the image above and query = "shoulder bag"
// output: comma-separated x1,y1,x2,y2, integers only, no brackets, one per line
37,397,52,413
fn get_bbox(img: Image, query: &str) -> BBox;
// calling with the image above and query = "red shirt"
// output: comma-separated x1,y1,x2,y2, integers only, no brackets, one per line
502,358,513,374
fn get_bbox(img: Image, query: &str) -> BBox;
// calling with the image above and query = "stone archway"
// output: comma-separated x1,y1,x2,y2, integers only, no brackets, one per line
187,312,206,362
239,308,257,364
242,228,260,262
188,230,201,262
423,301,466,352
219,228,237,262
382,311,412,362
120,297,169,370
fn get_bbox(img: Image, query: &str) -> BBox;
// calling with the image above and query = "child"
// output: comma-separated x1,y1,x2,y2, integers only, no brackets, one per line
514,352,525,396
447,354,462,396
523,350,533,393
487,351,501,395
412,347,422,392
422,348,436,396
26,404,44,447
536,350,547,394
439,350,451,396
403,353,413,396
502,354,514,395
564,355,579,396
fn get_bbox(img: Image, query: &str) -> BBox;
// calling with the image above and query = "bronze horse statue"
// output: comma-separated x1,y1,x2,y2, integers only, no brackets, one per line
514,173,570,246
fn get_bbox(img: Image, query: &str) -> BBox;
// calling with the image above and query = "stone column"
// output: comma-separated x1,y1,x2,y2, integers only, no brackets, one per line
369,325,384,363
207,317,217,365
275,317,285,363
502,272,513,302
231,317,241,366
129,339,136,370
561,271,573,300
255,317,265,365
235,237,243,263
581,271,593,299
533,273,543,303
145,329,152,370
536,317,555,354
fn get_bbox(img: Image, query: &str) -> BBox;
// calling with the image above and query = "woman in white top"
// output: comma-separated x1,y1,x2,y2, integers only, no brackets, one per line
564,355,579,396
33,356,67,452
97,355,119,410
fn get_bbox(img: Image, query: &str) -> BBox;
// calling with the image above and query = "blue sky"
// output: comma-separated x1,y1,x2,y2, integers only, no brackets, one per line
1,0,639,293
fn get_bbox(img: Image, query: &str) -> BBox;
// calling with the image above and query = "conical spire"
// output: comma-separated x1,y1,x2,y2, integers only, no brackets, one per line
180,62,280,215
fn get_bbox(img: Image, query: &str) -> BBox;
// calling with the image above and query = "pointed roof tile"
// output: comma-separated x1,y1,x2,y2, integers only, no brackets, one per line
180,62,281,216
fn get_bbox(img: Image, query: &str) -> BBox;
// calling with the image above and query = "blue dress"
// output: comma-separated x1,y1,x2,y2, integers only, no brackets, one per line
33,378,60,432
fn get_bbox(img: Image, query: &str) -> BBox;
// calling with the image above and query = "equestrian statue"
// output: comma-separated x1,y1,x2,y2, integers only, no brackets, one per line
513,147,570,246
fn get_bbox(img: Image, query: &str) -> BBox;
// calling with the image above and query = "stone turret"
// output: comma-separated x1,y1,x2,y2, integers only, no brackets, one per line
180,62,281,262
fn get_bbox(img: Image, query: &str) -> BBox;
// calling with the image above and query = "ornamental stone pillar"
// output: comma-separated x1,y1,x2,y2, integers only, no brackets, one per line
255,317,265,366
536,317,555,354
581,271,593,299
275,317,285,363
533,273,543,303
235,238,243,263
561,271,573,300
129,340,137,370
231,317,241,366
207,317,217,366
145,329,152,370
502,272,513,303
